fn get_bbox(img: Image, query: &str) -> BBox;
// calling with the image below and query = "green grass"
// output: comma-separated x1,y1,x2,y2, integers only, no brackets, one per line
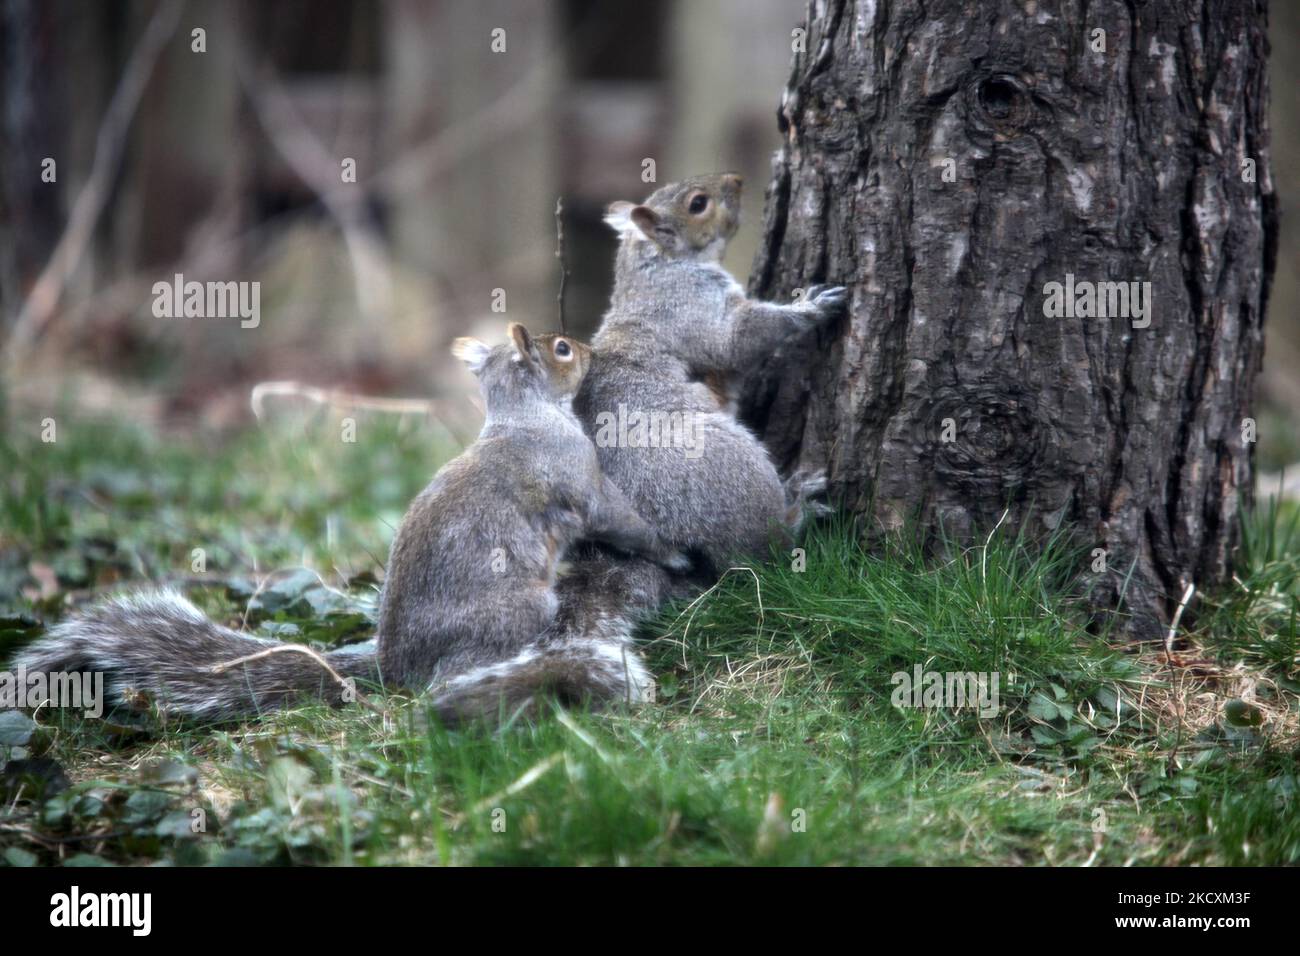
1,413,1298,866
1198,493,1300,677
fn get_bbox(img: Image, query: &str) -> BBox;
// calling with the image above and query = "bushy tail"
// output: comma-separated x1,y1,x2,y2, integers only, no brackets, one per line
428,635,656,724
427,552,683,725
11,589,378,720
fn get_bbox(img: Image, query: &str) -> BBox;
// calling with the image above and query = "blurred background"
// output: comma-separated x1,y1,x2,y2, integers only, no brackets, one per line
0,0,1296,463
0,0,807,434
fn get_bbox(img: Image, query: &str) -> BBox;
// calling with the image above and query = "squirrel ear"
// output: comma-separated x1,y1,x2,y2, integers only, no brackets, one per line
606,201,671,247
451,337,491,375
507,322,538,365
602,201,638,236
628,205,671,246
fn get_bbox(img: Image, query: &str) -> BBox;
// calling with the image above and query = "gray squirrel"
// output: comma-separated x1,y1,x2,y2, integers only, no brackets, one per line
592,172,844,570
386,324,688,721
13,173,845,723
14,323,686,721
430,172,846,718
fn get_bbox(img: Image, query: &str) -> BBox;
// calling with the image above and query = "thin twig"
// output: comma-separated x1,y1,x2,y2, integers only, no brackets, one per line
210,643,386,718
249,380,476,450
250,380,438,421
1164,582,1196,658
1163,582,1196,772
554,197,567,334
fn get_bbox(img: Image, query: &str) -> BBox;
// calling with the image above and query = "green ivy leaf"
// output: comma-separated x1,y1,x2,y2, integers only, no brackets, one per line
1031,725,1065,745
1027,693,1058,721
1094,686,1120,713
155,808,201,840
3,847,38,867
122,789,173,826
0,711,36,746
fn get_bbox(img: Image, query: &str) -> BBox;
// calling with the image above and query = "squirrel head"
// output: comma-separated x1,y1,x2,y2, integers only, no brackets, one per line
604,172,743,262
452,323,591,407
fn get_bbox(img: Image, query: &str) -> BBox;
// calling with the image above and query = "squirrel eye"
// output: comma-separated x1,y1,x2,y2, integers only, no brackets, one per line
554,339,572,360
688,194,709,214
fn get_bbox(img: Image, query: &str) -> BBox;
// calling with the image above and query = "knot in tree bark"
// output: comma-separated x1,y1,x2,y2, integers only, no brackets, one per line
965,73,1038,137
924,383,1049,496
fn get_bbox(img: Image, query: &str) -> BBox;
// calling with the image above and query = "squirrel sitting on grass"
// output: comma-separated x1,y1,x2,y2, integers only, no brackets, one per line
15,323,686,722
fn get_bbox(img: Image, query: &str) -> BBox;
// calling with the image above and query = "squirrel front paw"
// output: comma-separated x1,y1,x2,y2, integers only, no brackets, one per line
783,467,834,530
803,284,849,319
785,466,828,503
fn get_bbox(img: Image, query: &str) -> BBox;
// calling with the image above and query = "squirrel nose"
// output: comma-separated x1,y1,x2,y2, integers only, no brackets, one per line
722,173,743,190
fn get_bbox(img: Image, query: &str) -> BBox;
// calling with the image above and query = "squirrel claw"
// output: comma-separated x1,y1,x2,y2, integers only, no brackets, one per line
798,285,848,320
812,285,849,314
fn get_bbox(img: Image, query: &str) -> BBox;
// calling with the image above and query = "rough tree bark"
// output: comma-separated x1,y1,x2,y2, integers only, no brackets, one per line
745,0,1277,637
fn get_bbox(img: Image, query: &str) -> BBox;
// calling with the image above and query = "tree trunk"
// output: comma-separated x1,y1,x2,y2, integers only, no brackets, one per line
745,0,1278,637
0,0,64,327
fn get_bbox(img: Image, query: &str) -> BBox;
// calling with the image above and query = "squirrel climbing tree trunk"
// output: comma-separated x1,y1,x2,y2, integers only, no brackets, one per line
744,0,1277,637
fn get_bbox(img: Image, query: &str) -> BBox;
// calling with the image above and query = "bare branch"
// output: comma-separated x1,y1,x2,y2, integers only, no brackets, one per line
554,197,567,335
